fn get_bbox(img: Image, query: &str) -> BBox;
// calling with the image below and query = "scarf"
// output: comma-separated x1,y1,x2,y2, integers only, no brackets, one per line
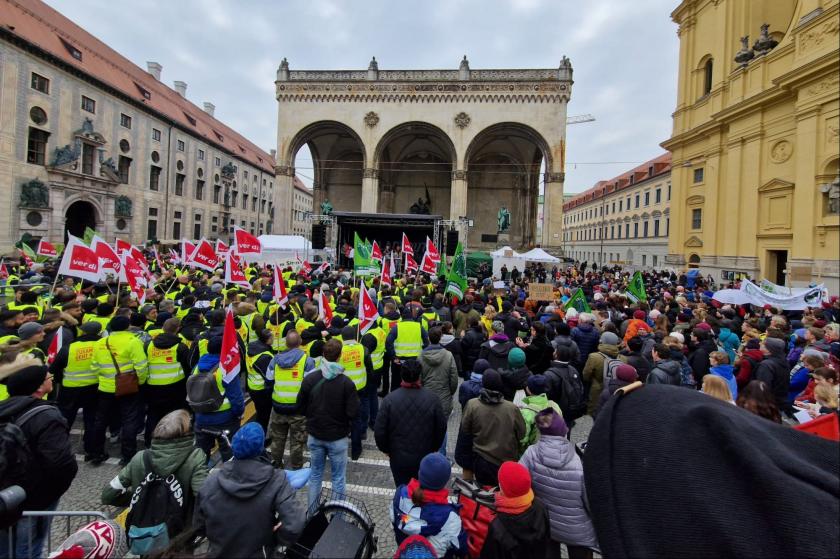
321,359,344,380
495,488,534,515
400,380,421,389
478,388,504,405
407,478,450,505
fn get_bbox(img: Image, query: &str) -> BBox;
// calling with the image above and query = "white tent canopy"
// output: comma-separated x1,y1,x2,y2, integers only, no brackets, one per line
491,245,521,257
520,247,560,263
246,235,311,264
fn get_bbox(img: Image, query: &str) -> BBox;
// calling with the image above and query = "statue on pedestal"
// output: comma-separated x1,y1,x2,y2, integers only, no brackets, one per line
320,199,333,215
497,206,511,232
409,186,432,215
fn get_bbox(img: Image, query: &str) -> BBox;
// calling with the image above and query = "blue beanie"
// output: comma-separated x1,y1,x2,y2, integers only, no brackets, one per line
473,359,490,375
418,452,451,491
508,347,526,368
232,422,264,459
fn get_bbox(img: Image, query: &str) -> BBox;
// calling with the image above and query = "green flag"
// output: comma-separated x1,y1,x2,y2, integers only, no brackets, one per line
563,288,591,313
626,271,647,303
83,227,97,246
444,243,467,299
437,252,447,279
353,232,374,276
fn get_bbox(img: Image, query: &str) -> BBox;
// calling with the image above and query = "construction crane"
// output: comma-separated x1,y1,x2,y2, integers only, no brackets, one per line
566,114,595,125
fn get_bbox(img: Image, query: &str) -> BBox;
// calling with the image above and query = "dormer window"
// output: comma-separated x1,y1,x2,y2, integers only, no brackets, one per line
59,37,82,60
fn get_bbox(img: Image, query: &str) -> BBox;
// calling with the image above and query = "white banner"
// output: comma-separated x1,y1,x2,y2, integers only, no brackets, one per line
713,280,826,310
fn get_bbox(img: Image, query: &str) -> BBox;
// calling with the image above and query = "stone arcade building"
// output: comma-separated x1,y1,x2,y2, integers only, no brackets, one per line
274,57,573,249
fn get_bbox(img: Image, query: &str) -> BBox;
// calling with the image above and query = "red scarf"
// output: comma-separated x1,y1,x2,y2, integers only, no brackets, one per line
495,488,534,514
407,478,449,505
400,380,421,389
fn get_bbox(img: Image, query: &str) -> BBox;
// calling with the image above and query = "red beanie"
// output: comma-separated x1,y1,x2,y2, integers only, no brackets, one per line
633,310,646,321
498,461,531,498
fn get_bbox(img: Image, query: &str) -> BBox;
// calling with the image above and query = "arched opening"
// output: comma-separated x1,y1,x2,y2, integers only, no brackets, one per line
287,121,365,214
375,122,455,216
819,157,839,216
65,200,97,242
688,253,701,268
703,58,713,95
465,123,551,249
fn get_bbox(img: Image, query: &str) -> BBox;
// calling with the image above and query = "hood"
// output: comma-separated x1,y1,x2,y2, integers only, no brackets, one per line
383,310,401,320
710,364,735,380
656,359,682,378
432,300,445,310
0,396,37,420
533,434,576,469
742,349,764,361
489,340,514,357
148,436,198,476
479,388,504,404
521,393,552,412
597,343,620,357
490,333,510,343
275,348,306,368
458,303,472,313
152,332,181,349
197,353,220,373
217,455,277,498
577,323,594,333
247,340,271,357
440,333,456,346
421,345,449,366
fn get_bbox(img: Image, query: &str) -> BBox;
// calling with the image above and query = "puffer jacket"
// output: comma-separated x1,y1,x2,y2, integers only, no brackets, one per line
519,435,598,549
754,343,791,412
418,344,458,418
551,335,580,366
460,325,486,377
571,323,601,369
647,358,682,385
582,344,625,414
499,366,531,402
479,334,515,371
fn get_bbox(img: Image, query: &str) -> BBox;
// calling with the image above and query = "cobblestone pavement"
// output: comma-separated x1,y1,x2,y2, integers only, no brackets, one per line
53,390,594,557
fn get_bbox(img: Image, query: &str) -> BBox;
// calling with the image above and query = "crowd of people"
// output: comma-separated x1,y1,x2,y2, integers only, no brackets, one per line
0,250,838,558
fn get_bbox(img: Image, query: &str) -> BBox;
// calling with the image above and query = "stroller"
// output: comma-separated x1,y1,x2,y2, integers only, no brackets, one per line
451,477,498,559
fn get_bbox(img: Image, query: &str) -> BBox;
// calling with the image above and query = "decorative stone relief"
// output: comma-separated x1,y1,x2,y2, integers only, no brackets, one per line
808,73,840,95
52,144,79,166
798,19,840,55
452,170,466,181
454,112,471,129
363,111,379,128
19,179,49,208
770,140,793,164
221,162,237,179
543,172,565,182
363,168,378,179
114,195,133,217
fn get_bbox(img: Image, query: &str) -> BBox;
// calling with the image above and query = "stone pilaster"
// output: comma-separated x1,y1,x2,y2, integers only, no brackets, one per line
361,168,379,213
542,171,564,247
449,170,467,220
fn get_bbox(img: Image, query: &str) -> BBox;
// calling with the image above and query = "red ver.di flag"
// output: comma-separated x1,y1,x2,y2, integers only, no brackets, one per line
420,252,437,275
318,288,333,326
405,253,419,274
273,266,288,308
46,329,62,365
91,235,121,276
58,235,101,282
357,283,380,334
216,239,230,255
115,238,132,255
219,310,241,383
371,241,383,262
36,240,57,258
181,240,196,264
380,254,394,288
225,252,251,289
425,237,441,263
401,232,413,256
233,226,261,256
189,239,219,272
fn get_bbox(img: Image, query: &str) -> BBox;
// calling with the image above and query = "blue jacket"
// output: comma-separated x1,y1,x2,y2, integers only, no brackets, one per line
788,364,811,404
458,372,483,410
194,353,245,427
709,364,738,400
390,484,467,559
571,323,600,369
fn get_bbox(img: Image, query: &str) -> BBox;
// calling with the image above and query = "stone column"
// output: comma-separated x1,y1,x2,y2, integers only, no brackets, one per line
275,164,295,233
311,180,323,214
541,172,564,247
449,170,467,221
361,168,379,213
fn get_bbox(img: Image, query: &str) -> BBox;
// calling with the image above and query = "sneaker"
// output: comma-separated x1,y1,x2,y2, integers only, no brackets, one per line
351,448,362,461
90,454,109,466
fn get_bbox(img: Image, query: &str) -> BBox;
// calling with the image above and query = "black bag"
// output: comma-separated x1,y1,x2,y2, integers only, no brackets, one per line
0,405,52,528
186,365,224,413
545,364,587,420
126,451,187,555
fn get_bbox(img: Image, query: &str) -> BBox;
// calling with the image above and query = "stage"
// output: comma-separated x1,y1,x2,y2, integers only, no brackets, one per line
332,211,445,268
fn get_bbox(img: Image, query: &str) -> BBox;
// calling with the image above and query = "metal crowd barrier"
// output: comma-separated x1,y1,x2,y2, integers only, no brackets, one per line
5,510,108,559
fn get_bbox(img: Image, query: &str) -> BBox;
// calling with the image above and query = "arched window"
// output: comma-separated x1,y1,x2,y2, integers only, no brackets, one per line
703,59,713,95
688,254,701,268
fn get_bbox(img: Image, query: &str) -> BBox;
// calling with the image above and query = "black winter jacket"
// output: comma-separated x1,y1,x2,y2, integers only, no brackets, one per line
296,369,359,441
480,498,551,559
647,359,682,386
460,326,486,375
754,347,791,412
621,350,652,383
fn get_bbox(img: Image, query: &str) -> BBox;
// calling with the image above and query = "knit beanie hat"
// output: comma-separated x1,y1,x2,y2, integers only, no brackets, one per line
17,322,44,340
482,369,504,392
535,408,568,437
763,337,785,353
600,331,620,346
670,332,685,345
526,374,547,395
79,321,102,336
492,320,505,333
473,359,490,375
583,384,840,558
498,461,532,498
5,364,48,396
694,322,712,333
232,422,264,460
418,452,451,490
108,315,130,332
633,310,646,321
649,309,661,320
508,348,526,368
614,363,638,383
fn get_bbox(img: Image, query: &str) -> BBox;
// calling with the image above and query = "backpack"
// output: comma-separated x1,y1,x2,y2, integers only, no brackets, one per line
126,451,187,556
601,353,624,387
677,357,696,387
186,365,224,413
0,405,52,528
544,364,586,421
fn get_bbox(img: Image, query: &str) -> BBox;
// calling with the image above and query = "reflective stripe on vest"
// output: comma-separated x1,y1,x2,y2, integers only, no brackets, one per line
394,321,423,357
63,340,98,387
247,350,273,391
295,318,314,333
339,341,366,391
272,353,307,404
370,327,386,370
146,345,184,386
269,321,289,352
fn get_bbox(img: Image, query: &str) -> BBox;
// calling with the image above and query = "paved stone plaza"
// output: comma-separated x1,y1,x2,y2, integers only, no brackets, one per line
54,391,594,557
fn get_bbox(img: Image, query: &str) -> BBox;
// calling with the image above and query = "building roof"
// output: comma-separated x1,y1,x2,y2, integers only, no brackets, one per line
293,176,312,195
563,153,671,211
1,0,275,175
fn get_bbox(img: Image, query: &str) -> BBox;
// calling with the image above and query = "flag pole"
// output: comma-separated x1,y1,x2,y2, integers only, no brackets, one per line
46,271,62,308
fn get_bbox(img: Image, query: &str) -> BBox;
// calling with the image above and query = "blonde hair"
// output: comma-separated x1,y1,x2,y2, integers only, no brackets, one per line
152,410,192,440
702,375,733,403
815,384,838,409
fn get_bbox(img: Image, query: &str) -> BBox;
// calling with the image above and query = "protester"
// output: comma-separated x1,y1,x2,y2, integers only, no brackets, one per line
701,374,735,404
736,380,782,423
418,326,458,453
582,332,625,414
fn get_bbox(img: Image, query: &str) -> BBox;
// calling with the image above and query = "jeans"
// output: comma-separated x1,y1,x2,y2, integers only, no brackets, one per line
307,436,348,509
57,384,98,455
351,391,370,457
438,413,451,455
0,501,58,559
194,416,241,463
91,392,141,462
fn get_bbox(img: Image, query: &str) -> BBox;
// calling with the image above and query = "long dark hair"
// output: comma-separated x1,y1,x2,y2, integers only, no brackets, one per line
736,380,781,423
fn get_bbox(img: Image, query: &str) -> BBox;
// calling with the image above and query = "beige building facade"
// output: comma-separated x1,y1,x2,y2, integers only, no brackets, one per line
662,0,839,292
274,56,573,249
290,177,314,238
0,0,277,251
563,154,672,270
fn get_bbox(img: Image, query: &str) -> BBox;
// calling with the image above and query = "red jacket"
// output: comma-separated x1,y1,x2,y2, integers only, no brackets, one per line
736,349,764,389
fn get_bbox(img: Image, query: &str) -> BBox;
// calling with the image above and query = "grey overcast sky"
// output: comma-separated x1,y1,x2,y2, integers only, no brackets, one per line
45,0,678,194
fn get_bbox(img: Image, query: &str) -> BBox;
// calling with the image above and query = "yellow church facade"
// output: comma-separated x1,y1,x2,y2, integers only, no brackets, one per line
662,0,839,292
